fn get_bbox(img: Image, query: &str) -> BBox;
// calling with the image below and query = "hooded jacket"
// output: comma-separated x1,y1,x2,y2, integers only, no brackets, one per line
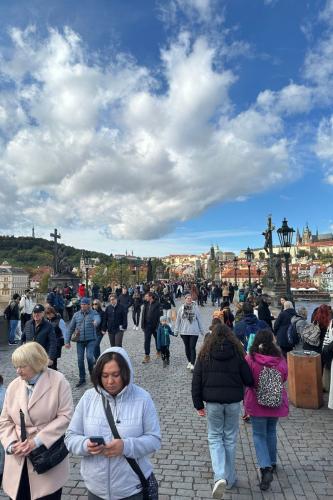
192,340,254,410
65,347,161,500
244,352,289,418
274,308,296,349
234,314,269,349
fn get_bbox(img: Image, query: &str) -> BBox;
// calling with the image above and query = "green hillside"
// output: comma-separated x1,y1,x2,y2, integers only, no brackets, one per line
0,235,112,271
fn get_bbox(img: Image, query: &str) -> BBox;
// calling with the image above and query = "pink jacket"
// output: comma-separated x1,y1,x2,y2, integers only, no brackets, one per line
0,369,73,500
244,353,289,418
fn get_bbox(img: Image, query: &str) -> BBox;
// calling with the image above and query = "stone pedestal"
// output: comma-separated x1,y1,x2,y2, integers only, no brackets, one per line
264,282,287,307
287,351,323,409
48,272,80,292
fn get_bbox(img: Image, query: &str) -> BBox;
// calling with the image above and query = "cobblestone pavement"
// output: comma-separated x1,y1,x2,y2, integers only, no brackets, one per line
1,300,333,499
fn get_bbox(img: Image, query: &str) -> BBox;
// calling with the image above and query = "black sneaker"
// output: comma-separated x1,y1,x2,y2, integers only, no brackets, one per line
8,341,18,346
271,464,277,473
260,468,273,491
75,380,86,388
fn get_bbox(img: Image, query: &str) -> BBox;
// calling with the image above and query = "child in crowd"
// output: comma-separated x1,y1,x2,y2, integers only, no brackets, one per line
157,316,177,367
0,374,5,487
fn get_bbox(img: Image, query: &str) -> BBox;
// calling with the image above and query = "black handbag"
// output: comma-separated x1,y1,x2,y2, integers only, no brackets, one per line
101,394,158,500
29,435,69,474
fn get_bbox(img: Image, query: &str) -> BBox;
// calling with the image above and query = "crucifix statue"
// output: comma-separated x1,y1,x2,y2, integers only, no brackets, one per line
50,228,61,275
262,215,275,280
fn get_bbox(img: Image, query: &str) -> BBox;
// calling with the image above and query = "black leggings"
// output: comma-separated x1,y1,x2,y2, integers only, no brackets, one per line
181,335,198,365
132,309,141,326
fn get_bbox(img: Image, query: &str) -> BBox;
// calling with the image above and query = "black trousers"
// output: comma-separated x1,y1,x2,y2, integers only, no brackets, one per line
181,335,198,365
160,345,170,360
109,330,124,347
15,460,62,500
132,309,141,326
144,327,158,355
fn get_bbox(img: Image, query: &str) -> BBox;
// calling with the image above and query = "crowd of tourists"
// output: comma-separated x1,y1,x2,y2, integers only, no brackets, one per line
1,279,333,499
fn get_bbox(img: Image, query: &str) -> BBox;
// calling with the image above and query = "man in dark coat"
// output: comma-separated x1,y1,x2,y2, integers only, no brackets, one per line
141,291,161,363
24,304,57,366
102,293,127,347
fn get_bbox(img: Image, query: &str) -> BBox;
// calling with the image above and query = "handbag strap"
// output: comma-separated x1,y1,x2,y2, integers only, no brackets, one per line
101,394,148,489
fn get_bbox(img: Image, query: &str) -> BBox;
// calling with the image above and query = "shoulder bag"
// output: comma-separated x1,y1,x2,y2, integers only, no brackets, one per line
29,435,69,474
101,394,158,500
20,409,68,474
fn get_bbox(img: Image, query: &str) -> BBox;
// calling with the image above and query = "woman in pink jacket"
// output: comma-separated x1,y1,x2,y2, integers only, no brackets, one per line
244,329,289,492
0,342,73,500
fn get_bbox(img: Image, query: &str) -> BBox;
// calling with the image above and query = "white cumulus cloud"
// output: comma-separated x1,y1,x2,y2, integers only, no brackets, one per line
0,25,296,239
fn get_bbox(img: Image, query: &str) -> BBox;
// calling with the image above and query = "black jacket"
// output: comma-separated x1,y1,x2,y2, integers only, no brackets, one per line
274,308,296,348
5,301,20,320
258,301,274,329
118,293,132,311
141,300,161,331
192,340,254,410
102,303,127,334
24,318,57,361
160,293,175,310
132,295,143,311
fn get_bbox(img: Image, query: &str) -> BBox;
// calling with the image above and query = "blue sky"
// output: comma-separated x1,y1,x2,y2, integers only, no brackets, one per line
0,0,332,256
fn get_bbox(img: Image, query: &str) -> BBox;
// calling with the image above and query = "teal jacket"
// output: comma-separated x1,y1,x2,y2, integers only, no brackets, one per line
156,324,175,349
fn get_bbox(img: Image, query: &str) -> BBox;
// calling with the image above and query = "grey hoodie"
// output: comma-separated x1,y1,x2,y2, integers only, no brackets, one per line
65,347,161,499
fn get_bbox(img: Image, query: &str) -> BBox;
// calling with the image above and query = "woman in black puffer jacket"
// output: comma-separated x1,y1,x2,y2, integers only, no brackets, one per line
273,300,296,356
192,323,253,498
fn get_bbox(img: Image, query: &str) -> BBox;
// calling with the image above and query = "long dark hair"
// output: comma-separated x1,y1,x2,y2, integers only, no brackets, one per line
249,329,282,357
199,323,244,360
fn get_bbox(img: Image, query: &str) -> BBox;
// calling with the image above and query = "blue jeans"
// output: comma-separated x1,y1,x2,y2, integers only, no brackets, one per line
250,416,278,468
206,402,241,485
94,334,103,360
8,319,19,343
76,340,95,382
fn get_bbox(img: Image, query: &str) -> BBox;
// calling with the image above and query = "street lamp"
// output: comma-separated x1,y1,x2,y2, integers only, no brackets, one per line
245,247,254,289
277,218,295,299
233,257,239,286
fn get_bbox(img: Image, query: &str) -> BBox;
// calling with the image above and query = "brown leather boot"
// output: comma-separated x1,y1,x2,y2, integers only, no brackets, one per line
142,355,150,364
156,351,161,358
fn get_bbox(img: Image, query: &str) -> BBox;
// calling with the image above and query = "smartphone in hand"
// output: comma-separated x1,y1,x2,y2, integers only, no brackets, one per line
89,436,105,445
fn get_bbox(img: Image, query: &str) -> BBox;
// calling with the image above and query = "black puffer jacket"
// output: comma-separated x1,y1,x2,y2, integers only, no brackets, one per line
274,308,296,349
191,340,254,410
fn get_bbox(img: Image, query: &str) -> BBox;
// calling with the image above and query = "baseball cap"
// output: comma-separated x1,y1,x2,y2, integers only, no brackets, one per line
33,304,45,313
81,297,91,305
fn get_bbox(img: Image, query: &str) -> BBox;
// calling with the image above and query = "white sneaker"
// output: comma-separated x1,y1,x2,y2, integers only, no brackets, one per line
212,479,226,499
190,364,194,372
186,362,191,369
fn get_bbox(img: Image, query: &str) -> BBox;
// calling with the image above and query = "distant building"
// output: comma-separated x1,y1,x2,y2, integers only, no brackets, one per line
0,261,29,303
296,224,333,245
79,253,100,273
